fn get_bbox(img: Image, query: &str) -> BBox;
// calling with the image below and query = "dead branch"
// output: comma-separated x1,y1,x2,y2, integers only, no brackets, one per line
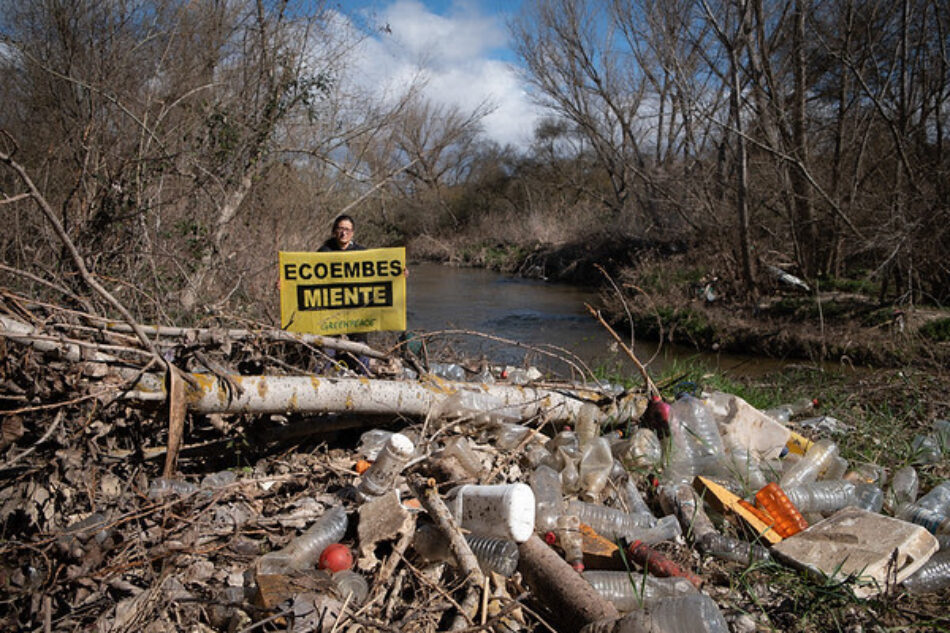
584,304,659,399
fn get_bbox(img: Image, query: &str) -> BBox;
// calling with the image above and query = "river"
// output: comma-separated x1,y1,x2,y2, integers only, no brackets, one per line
406,262,790,379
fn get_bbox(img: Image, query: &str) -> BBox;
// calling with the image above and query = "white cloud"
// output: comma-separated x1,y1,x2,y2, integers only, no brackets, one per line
346,0,543,150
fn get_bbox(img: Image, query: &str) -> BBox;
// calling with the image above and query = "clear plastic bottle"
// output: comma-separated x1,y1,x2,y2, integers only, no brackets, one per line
755,482,809,537
559,448,582,494
901,549,950,593
763,397,816,423
258,505,348,573
676,396,726,462
357,432,415,500
779,438,839,490
886,465,919,513
201,470,238,488
530,465,565,533
898,504,950,534
783,480,856,514
489,422,533,449
824,456,850,482
619,478,656,525
332,570,369,604
662,402,699,486
607,592,730,633
611,428,663,470
566,500,659,542
579,437,615,500
915,481,950,514
723,436,768,493
698,532,770,565
441,436,483,477
411,523,520,577
556,514,583,569
466,535,519,577
582,571,697,611
911,434,942,464
148,477,199,499
575,403,603,449
429,362,466,381
357,429,394,460
853,483,884,513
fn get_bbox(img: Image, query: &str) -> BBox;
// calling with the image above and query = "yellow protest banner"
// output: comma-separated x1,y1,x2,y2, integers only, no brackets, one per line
279,248,406,336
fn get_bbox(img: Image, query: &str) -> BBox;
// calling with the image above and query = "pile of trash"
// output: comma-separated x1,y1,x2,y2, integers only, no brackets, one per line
1,304,949,632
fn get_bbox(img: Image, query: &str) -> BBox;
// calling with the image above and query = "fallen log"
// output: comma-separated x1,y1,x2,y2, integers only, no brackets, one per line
129,373,599,423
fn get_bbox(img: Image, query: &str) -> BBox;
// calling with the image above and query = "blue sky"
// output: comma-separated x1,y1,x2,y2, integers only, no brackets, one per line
337,0,541,149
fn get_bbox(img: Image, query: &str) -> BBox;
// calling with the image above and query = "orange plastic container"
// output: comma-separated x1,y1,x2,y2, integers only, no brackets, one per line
755,482,809,538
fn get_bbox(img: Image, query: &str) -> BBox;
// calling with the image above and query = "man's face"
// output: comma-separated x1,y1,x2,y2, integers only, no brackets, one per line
334,221,354,248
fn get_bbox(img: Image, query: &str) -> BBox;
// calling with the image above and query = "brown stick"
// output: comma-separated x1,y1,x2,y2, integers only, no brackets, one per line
517,534,619,633
585,304,659,399
408,475,485,630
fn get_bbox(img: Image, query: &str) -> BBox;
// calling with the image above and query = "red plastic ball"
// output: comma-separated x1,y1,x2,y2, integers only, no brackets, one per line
318,543,353,572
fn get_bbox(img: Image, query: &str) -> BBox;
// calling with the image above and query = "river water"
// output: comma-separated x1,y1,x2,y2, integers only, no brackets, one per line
406,262,789,379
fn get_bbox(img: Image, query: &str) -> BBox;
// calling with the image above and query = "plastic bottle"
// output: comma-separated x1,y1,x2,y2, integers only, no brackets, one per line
824,455,850,482
898,481,950,534
676,396,726,462
488,422,533,449
844,462,886,486
575,403,602,449
723,436,768,493
447,483,536,543
357,432,415,500
429,362,466,382
619,478,656,525
661,402,699,486
579,437,615,500
411,524,520,576
148,477,198,499
200,470,237,488
911,434,942,464
605,592,730,633
441,436,484,477
901,549,950,593
611,428,663,470
755,482,809,537
530,465,565,533
698,532,771,565
556,514,584,569
627,540,704,588
258,505,348,573
915,481,950,514
357,429,394,460
558,448,582,494
783,480,856,514
466,535,519,577
566,500,656,542
332,570,369,604
582,571,697,612
763,397,816,423
853,483,884,513
779,438,839,491
886,465,919,513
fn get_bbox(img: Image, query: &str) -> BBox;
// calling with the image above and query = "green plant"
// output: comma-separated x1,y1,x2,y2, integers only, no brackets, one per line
919,317,950,342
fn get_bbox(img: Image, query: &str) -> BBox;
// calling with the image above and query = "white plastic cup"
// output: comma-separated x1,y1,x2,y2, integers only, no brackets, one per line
447,483,536,543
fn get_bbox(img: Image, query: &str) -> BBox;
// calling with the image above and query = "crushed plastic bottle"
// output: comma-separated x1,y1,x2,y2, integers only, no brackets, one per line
357,432,415,500
611,428,663,470
579,437,615,500
853,483,884,513
440,436,484,477
575,403,603,449
357,429,394,460
582,571,697,612
618,477,656,525
556,514,584,570
763,397,816,423
530,465,565,533
428,362,466,382
201,470,238,489
148,477,199,500
886,465,919,513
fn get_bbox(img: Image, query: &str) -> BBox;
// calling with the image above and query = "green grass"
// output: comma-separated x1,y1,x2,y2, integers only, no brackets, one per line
919,317,950,342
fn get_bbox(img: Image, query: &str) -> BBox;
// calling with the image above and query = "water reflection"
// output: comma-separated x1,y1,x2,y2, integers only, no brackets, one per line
405,262,796,379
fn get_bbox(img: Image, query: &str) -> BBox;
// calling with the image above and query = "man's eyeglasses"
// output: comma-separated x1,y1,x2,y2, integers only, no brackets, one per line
335,226,354,233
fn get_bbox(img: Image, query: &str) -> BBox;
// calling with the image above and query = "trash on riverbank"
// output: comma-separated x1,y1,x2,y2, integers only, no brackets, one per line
1,300,949,632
